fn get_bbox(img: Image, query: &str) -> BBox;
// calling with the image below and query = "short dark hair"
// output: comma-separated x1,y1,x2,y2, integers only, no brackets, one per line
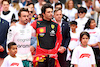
27,2,34,6
55,2,62,9
70,21,77,25
8,42,17,49
18,8,29,17
54,8,62,13
41,3,53,14
2,0,10,4
78,7,87,13
80,31,90,41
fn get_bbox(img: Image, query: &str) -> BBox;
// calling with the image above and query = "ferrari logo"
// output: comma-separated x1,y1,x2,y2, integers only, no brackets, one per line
51,24,55,29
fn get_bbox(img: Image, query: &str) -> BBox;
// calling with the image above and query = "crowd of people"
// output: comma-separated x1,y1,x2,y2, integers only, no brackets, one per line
0,0,100,67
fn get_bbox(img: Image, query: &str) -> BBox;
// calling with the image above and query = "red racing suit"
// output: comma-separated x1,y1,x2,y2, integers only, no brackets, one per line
31,19,62,67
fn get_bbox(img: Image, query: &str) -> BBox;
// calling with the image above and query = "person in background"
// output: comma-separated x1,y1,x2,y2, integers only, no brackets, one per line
46,0,53,4
1,42,24,67
0,0,3,13
27,2,37,22
34,0,46,15
75,7,88,33
1,0,15,25
82,0,95,18
71,32,96,67
10,0,23,20
53,8,71,67
66,21,80,67
54,2,65,14
0,17,9,66
52,0,65,14
31,3,62,67
93,0,100,29
64,0,78,21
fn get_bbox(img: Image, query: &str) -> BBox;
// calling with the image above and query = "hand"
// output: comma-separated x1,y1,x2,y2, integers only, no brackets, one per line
90,11,94,15
0,45,4,52
58,46,66,54
30,46,36,55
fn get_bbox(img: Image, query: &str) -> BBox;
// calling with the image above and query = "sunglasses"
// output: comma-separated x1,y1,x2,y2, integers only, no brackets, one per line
78,12,84,13
29,11,33,13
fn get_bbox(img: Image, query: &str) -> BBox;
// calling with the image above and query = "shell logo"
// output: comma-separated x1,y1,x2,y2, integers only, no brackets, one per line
40,28,44,33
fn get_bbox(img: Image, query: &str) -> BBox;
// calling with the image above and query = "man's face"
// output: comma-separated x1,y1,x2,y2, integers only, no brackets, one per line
28,4,34,19
2,1,9,11
43,8,53,20
55,5,62,9
86,0,92,7
54,10,62,21
19,11,29,24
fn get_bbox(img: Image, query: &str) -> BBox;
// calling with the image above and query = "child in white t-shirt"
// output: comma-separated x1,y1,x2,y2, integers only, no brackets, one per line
84,18,100,67
71,32,96,67
1,42,23,67
66,21,80,66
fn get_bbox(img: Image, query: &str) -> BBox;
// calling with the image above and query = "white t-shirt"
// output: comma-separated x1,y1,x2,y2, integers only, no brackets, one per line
7,23,36,61
64,8,78,21
34,3,41,15
68,31,80,50
95,0,100,7
10,3,23,20
66,31,80,61
75,17,88,33
84,28,100,48
1,55,23,67
71,45,96,67
1,11,14,24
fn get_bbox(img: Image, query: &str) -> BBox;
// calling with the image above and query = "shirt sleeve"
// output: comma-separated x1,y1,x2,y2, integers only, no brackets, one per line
6,26,16,52
31,27,37,49
71,47,79,65
1,58,8,67
90,47,96,64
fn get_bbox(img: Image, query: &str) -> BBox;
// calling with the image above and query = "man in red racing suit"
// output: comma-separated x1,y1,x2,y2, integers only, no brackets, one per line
31,3,62,67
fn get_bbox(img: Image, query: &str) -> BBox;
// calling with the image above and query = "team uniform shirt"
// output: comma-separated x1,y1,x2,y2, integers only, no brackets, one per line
1,55,23,67
84,28,100,48
75,17,88,33
64,8,78,21
7,23,36,61
31,19,62,67
71,45,96,67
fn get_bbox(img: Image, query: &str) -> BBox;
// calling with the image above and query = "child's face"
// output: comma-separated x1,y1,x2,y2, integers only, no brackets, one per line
9,45,17,57
81,35,89,46
89,20,96,29
70,24,77,32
